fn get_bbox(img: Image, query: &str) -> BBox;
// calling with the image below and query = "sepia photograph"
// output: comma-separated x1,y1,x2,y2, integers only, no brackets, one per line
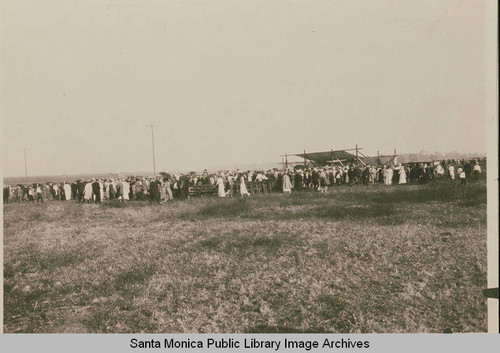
1,0,497,335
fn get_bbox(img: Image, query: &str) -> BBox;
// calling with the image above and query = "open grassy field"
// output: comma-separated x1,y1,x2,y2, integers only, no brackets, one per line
3,178,487,333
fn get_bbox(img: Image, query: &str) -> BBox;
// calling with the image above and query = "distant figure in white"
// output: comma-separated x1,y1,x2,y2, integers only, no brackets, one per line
216,173,226,198
282,172,292,193
435,163,445,177
99,180,104,202
387,167,393,185
448,164,455,180
369,166,377,184
394,163,407,184
473,162,481,181
239,173,250,197
383,166,393,185
319,169,328,193
63,182,72,200
382,166,388,185
84,181,93,202
225,174,234,197
120,179,130,202
459,169,466,186
52,184,59,200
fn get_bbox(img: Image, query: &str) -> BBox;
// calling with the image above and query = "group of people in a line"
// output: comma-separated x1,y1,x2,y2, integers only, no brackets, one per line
403,159,482,185
3,158,484,204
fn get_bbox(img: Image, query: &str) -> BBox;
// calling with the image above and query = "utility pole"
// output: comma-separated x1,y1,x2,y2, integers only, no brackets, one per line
147,124,156,176
24,148,28,182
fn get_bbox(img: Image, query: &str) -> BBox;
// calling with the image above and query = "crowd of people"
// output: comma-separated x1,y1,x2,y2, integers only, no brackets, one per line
3,158,484,204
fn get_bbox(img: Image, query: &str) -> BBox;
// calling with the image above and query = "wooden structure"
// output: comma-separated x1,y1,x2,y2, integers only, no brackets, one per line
188,180,276,197
188,185,217,197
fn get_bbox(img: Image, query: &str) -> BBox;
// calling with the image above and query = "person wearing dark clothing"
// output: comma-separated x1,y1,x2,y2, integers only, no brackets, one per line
414,165,423,184
377,168,384,184
91,180,101,203
116,183,122,200
311,170,320,190
200,170,211,186
294,171,303,191
3,186,10,204
149,179,161,203
202,176,211,186
362,167,370,186
393,167,399,185
276,173,283,192
267,172,276,192
47,184,53,200
16,186,23,202
172,177,180,199
178,175,190,200
109,181,116,200
76,180,85,201
464,161,472,179
347,167,355,186
71,182,78,199
328,171,335,186
425,166,433,181
356,167,363,184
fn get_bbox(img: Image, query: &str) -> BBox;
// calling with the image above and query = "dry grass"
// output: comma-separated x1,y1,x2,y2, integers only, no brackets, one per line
3,178,487,333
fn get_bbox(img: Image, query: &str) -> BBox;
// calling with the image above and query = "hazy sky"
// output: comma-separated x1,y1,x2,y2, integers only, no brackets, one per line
1,0,489,176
